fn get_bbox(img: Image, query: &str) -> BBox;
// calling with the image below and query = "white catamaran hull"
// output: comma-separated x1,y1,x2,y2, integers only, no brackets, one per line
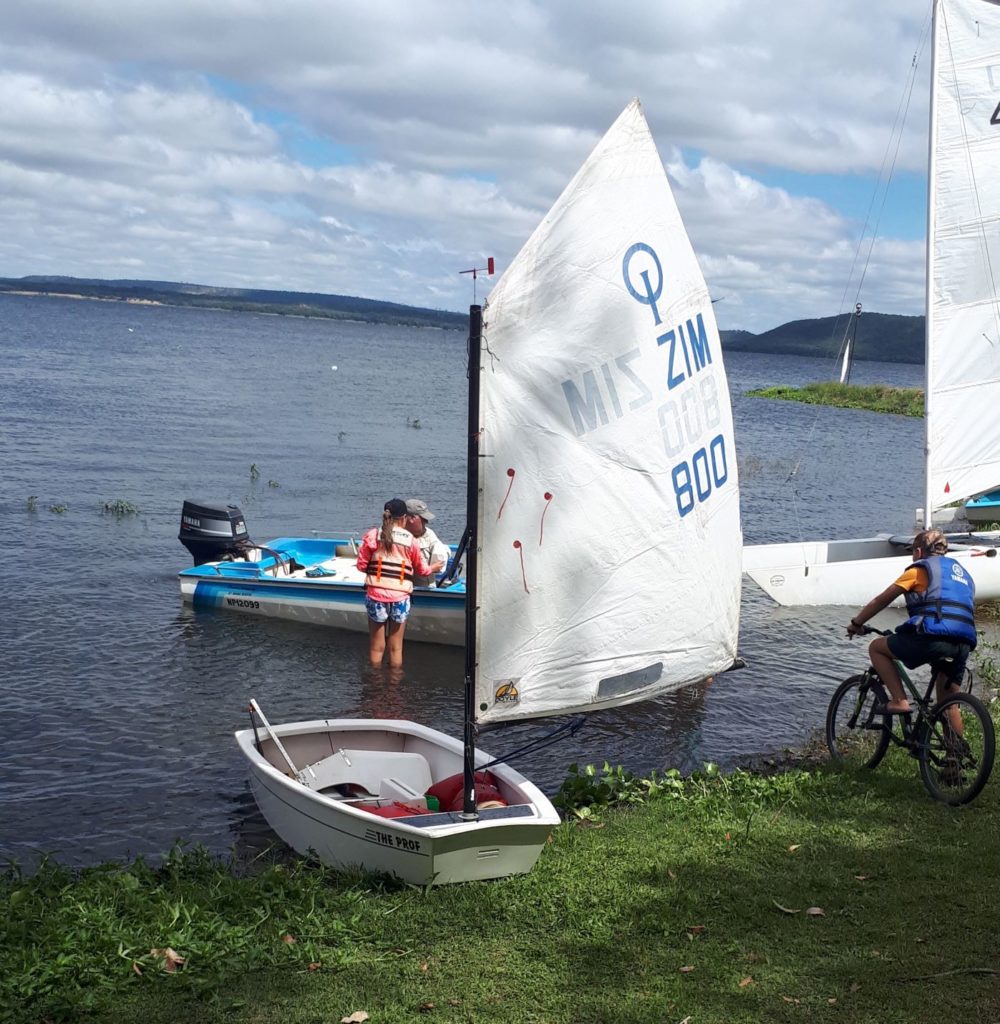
743,534,1000,607
236,718,559,886
179,537,465,645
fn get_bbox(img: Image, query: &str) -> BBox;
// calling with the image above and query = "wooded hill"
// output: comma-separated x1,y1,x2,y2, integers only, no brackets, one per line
0,275,924,360
720,311,923,364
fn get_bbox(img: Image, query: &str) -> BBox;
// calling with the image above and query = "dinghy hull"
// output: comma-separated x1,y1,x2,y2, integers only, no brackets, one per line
236,718,560,885
743,534,1000,607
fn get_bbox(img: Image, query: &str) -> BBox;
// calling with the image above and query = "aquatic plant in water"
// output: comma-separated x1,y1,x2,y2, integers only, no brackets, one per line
102,498,139,516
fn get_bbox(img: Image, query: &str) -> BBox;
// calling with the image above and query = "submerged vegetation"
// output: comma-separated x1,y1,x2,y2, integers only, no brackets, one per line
747,381,924,417
102,498,139,516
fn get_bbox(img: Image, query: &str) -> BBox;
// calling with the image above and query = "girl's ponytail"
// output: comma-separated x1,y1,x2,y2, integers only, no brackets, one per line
379,509,395,552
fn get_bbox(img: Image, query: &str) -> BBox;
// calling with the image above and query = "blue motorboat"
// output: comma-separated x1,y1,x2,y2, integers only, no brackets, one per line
177,501,465,645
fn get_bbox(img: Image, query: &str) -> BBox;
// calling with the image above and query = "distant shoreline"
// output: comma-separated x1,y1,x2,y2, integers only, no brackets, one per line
0,275,467,331
3,289,163,305
0,275,926,358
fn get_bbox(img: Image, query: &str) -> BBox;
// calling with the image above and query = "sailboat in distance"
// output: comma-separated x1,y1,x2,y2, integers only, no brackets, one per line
744,0,1000,608
236,99,743,885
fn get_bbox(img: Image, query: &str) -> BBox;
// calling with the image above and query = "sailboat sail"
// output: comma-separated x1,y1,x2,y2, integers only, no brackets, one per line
837,304,862,385
926,0,1000,511
475,99,742,725
839,333,853,385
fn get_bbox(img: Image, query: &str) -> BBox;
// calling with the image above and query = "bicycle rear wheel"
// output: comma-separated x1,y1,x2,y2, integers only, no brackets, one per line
826,673,891,770
918,692,996,805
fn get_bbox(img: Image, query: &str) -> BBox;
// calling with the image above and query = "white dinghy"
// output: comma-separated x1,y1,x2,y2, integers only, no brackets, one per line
744,0,1000,608
237,99,743,885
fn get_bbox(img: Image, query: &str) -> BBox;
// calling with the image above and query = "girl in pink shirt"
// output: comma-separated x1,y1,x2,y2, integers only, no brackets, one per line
356,498,432,667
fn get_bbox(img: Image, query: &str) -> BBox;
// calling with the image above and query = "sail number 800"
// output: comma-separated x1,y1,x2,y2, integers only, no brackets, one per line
671,434,729,517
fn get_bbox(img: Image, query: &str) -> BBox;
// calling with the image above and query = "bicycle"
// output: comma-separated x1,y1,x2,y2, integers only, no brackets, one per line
825,625,996,805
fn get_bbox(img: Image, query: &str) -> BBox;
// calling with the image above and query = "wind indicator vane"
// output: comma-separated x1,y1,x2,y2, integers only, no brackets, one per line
461,256,495,303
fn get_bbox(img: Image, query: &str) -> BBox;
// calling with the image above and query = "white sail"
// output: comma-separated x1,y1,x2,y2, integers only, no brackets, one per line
475,99,742,725
926,0,1000,510
839,335,853,384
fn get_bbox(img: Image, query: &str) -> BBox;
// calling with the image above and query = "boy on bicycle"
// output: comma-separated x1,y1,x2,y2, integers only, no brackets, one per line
846,529,977,715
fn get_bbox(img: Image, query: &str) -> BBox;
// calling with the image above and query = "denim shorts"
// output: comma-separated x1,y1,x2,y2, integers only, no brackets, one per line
365,596,411,624
887,631,970,684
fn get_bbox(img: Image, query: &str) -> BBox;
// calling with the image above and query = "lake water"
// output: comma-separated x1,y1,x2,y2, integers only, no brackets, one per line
1,293,934,866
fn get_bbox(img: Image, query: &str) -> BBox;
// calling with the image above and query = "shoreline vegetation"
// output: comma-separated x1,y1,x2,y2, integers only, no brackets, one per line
5,679,998,1024
747,381,924,417
0,276,927,360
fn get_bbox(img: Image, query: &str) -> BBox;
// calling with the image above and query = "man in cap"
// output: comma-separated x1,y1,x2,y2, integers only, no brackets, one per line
405,498,452,585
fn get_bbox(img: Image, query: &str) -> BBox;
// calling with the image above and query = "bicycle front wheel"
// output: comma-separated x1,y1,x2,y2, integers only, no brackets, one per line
918,692,996,806
826,673,891,770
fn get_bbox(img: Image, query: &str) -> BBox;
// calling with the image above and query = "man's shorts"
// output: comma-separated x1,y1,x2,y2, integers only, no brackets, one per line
365,596,411,624
887,631,970,685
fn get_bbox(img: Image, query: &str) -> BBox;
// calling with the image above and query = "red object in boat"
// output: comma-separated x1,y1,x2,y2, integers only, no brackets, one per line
362,802,430,819
425,770,508,811
426,769,500,808
446,782,507,812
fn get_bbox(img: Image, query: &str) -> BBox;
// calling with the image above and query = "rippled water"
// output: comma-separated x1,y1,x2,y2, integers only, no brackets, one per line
1,293,939,866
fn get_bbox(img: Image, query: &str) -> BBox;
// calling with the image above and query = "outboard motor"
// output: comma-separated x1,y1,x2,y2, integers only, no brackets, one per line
179,500,250,565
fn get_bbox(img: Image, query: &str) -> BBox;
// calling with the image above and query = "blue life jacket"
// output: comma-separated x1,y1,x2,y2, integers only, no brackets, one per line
902,556,977,648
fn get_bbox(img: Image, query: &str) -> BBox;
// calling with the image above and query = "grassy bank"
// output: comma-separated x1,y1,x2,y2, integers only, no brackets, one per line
5,716,1000,1024
747,381,924,417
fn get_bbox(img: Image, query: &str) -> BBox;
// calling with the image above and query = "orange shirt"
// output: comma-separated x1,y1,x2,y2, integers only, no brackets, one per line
894,565,930,594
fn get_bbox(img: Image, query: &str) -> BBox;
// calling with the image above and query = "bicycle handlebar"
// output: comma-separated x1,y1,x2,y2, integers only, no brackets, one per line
850,624,892,637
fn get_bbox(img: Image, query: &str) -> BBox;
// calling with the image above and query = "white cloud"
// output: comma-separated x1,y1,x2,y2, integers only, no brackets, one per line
0,1,936,331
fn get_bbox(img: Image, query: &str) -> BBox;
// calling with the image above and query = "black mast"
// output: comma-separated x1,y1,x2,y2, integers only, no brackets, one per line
461,304,483,819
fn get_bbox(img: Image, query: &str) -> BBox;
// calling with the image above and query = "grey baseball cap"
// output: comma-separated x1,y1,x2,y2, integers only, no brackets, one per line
405,498,435,521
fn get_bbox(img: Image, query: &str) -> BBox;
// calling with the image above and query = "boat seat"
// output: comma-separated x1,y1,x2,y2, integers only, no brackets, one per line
303,748,432,798
335,543,358,557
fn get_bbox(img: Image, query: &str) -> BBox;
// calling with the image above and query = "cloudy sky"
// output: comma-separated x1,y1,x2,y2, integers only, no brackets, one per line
1,0,937,333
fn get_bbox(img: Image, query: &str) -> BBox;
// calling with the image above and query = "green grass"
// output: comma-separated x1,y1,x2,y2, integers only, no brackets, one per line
4,718,1000,1024
747,381,924,417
